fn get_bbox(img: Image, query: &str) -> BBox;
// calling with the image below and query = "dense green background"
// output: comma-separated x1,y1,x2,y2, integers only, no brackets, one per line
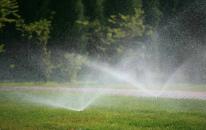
0,0,206,82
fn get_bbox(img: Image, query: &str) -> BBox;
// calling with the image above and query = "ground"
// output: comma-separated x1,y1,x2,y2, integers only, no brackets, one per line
0,86,206,130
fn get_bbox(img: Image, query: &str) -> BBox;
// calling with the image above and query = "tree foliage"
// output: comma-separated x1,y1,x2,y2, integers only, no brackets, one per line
83,0,104,21
0,0,20,29
142,0,162,28
20,19,52,80
104,0,141,17
0,0,205,82
77,8,147,58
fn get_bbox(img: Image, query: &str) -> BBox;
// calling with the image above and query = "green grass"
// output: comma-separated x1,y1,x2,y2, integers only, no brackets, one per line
0,90,206,130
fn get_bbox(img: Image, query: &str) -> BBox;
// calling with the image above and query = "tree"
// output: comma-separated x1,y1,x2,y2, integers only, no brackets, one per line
0,0,20,29
20,19,52,81
0,0,21,54
106,8,148,57
142,0,162,28
77,8,147,59
104,0,141,18
50,0,84,39
159,0,193,24
82,0,104,22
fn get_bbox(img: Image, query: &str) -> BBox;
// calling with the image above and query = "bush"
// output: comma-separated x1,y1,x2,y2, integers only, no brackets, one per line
52,53,87,82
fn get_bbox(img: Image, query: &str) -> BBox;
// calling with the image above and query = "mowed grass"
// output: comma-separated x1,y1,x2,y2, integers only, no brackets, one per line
0,91,206,130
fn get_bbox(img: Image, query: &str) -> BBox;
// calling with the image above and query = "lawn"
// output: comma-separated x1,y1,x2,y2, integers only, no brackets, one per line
0,90,206,130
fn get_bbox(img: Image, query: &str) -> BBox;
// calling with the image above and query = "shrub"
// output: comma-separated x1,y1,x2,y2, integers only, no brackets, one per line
52,53,87,82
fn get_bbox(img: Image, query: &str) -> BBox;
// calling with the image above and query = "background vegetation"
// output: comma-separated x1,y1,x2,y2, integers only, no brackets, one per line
0,0,206,82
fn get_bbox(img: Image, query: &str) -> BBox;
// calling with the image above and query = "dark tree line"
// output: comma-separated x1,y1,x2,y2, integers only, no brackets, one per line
0,0,206,82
